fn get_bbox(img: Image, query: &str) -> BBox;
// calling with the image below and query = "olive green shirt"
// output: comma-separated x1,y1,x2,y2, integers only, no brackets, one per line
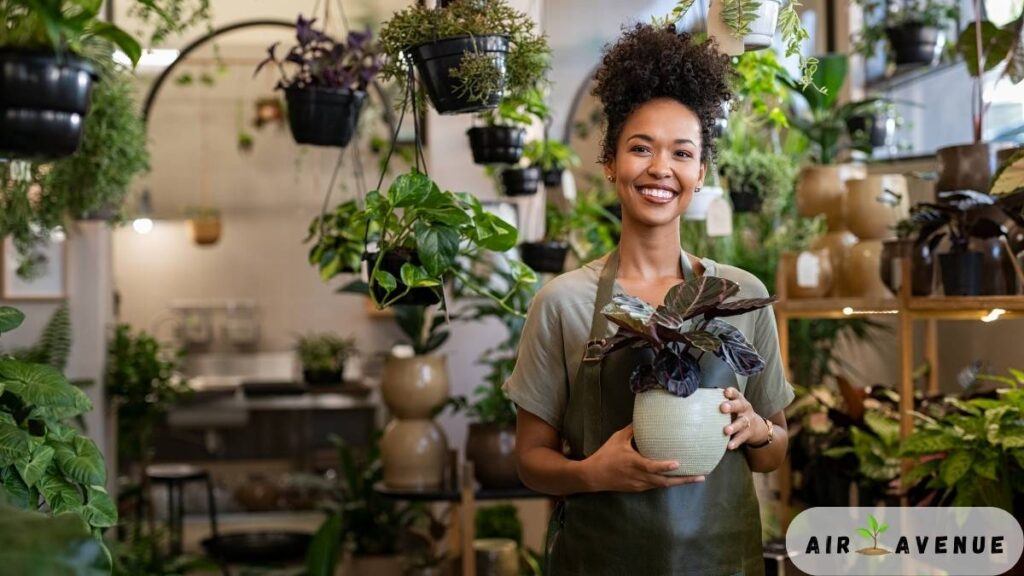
504,254,794,432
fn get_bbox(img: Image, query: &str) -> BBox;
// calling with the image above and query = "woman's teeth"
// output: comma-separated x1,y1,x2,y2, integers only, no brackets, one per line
637,187,676,201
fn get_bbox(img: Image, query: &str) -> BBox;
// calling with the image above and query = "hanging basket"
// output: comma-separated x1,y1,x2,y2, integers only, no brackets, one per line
501,166,540,197
0,50,97,159
284,87,366,147
467,126,525,164
743,0,782,51
541,167,563,187
519,241,569,274
886,23,943,67
407,35,509,115
367,249,442,306
188,215,222,246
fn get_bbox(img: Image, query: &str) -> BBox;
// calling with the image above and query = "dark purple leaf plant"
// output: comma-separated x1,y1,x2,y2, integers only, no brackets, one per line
600,276,777,398
255,15,383,92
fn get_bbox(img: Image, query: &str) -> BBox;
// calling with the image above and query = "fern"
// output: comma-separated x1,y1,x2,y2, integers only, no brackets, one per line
34,304,71,372
652,0,698,27
720,0,763,38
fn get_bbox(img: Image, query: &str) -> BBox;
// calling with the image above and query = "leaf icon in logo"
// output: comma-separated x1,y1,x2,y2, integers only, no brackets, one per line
856,514,891,556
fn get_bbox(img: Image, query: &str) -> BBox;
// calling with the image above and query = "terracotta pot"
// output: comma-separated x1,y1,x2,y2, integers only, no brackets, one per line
188,216,222,246
633,389,730,476
845,175,909,240
380,419,448,490
796,164,866,223
782,250,834,298
880,239,937,296
936,143,998,194
474,539,519,576
844,240,893,299
381,355,450,419
466,423,520,489
811,229,859,296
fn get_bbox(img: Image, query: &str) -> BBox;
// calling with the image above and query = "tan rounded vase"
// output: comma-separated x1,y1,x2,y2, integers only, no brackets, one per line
795,164,866,219
381,355,450,419
632,389,730,477
811,229,859,296
846,175,910,240
844,239,894,299
380,419,448,490
782,249,834,298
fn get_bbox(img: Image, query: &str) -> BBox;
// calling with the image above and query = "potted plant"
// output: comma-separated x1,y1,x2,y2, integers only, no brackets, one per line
718,148,795,214
295,332,357,386
0,0,142,158
880,206,946,296
524,138,581,187
185,206,222,246
596,276,776,474
378,0,550,115
255,16,382,147
851,0,959,68
935,1,1024,194
306,199,370,278
519,203,572,274
499,165,541,197
844,98,902,151
468,87,548,165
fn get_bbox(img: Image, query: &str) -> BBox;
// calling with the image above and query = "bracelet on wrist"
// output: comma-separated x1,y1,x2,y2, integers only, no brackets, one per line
747,416,774,449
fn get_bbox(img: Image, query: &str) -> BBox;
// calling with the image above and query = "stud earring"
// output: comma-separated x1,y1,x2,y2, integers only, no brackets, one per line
694,186,702,194
606,175,616,183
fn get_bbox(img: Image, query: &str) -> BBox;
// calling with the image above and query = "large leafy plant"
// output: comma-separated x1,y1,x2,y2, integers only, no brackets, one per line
306,199,370,280
0,502,111,575
0,306,117,542
255,15,382,92
718,147,796,206
599,277,775,398
0,0,141,63
477,85,549,128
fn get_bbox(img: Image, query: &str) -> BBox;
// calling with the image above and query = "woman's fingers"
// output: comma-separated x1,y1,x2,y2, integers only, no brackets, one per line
639,457,680,474
641,472,706,489
728,426,752,450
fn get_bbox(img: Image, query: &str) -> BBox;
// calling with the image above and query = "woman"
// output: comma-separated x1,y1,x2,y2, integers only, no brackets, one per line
503,24,794,576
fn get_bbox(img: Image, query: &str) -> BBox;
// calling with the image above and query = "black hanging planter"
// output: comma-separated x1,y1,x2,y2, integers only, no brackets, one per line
939,250,983,296
501,166,541,197
284,87,366,147
407,35,509,115
519,241,569,274
846,113,893,148
302,368,343,386
467,126,525,164
541,166,564,187
367,249,442,306
729,188,763,213
0,50,97,159
886,23,942,67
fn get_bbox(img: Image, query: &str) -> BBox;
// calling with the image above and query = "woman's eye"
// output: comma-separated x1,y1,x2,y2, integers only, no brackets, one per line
675,150,693,158
630,145,650,153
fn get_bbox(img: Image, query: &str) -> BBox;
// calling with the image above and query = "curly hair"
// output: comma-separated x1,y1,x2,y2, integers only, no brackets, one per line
592,24,735,165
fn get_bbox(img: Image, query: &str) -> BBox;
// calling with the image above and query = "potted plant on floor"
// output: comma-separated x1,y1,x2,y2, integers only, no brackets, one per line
851,0,958,68
378,0,550,115
306,199,371,279
468,87,548,165
0,0,143,158
524,137,581,187
295,332,357,386
596,276,776,472
255,16,381,147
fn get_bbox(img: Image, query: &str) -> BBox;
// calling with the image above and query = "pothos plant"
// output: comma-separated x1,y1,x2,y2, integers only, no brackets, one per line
306,199,370,279
477,85,550,128
0,306,118,547
599,276,776,397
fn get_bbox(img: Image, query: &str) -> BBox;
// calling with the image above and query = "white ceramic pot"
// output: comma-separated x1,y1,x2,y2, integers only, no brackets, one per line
684,185,724,221
744,0,782,51
633,388,730,477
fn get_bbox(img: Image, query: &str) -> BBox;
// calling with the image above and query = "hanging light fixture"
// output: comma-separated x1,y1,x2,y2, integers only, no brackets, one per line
133,189,154,234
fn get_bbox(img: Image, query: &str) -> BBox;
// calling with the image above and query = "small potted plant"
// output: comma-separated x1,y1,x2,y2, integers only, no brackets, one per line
378,0,550,115
185,206,222,246
718,148,794,214
518,203,572,274
852,0,959,68
295,332,356,385
598,276,776,474
0,0,142,158
524,138,581,187
497,165,541,197
844,98,901,150
306,199,370,278
255,16,382,147
467,87,548,165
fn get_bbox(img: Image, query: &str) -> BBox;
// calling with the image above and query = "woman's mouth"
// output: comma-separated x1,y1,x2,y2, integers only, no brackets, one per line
635,186,679,205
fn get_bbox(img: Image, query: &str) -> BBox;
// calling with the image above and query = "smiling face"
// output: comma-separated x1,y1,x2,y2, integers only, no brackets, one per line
604,98,707,229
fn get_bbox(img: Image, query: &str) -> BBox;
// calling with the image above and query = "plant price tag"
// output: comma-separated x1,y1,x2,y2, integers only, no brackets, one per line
796,251,822,288
705,197,733,237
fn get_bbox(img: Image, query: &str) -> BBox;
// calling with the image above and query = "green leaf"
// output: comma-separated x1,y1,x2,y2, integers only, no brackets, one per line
973,454,1000,481
15,444,53,488
868,514,878,532
82,486,117,528
306,514,343,576
1002,427,1024,448
0,307,25,334
414,222,459,278
823,446,855,458
1,468,34,509
958,20,1014,77
0,360,91,415
900,430,957,456
864,412,901,446
37,471,83,516
940,451,974,487
857,527,874,541
52,436,106,486
85,21,141,65
879,523,889,533
0,421,31,467
373,269,397,294
0,505,109,576
388,172,432,208
474,214,517,251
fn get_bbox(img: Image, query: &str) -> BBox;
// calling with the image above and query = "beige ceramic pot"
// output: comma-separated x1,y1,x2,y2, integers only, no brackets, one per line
381,355,449,419
796,164,866,221
188,216,222,246
782,250,834,298
811,229,859,296
474,539,519,576
844,239,893,299
380,419,448,490
846,175,910,240
466,423,520,489
633,388,730,477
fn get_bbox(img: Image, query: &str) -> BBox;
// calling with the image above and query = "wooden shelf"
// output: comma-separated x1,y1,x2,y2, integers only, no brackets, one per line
775,298,899,318
775,295,1024,319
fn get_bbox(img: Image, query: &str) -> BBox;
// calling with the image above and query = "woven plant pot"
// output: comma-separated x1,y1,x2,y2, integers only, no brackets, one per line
633,388,730,477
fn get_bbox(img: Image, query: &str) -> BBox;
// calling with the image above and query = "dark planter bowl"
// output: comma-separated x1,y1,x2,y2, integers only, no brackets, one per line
541,167,564,187
886,23,942,66
939,250,983,296
202,531,311,565
0,50,97,159
519,241,569,274
880,239,936,296
368,249,442,306
979,237,1018,296
302,367,343,386
501,167,541,197
467,126,525,164
285,87,365,147
465,423,521,489
730,189,763,213
846,113,893,148
408,35,509,115
935,143,998,194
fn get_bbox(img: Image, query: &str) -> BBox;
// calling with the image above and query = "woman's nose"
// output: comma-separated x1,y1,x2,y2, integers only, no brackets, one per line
647,153,671,178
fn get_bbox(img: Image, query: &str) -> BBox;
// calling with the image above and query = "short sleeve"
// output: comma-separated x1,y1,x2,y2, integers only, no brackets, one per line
502,285,569,431
744,304,795,419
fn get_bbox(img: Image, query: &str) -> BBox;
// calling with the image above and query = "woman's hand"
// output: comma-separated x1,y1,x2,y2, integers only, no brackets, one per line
720,387,768,450
582,424,706,492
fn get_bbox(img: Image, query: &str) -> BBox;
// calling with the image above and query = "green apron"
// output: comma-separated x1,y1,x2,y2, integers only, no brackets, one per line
550,249,765,576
